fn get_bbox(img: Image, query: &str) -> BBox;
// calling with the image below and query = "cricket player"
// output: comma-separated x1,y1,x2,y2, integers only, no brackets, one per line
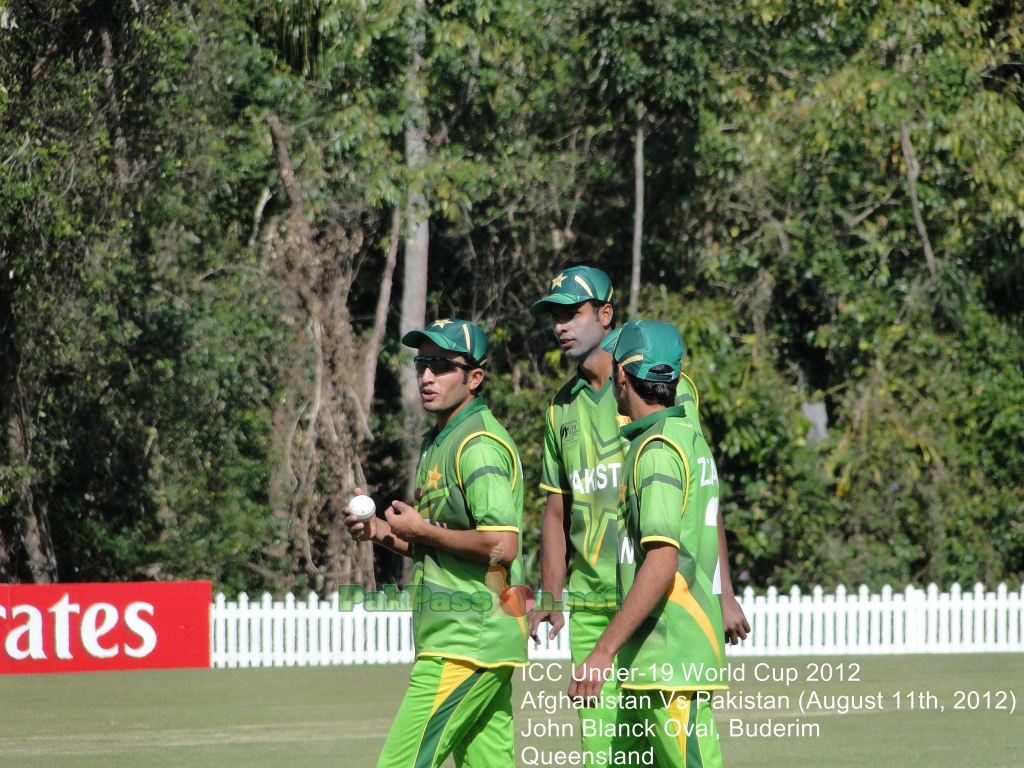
345,319,527,768
570,319,727,767
527,267,747,758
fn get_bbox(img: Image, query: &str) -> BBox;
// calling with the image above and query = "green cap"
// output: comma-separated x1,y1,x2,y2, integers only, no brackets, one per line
599,328,620,353
530,266,614,316
401,319,489,366
610,320,683,382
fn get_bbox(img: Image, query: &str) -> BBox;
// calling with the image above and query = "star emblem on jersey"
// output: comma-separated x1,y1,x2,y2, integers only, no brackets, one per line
550,273,567,289
426,464,443,490
432,319,453,328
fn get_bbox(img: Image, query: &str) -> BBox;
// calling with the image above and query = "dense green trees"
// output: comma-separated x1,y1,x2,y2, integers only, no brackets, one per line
1,0,1022,593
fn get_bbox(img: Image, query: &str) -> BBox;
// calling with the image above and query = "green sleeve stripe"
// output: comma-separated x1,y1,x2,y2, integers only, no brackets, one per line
631,434,691,518
456,431,518,492
640,472,684,491
463,465,510,488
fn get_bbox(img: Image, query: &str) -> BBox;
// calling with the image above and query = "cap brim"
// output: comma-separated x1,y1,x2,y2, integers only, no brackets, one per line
599,329,620,353
401,329,466,355
529,294,589,317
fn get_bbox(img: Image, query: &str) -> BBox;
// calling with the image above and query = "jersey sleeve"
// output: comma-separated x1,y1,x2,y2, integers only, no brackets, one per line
459,436,520,532
675,373,702,431
539,404,571,495
635,443,688,550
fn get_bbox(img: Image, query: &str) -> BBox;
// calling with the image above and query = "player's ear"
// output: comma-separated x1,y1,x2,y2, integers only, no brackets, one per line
614,362,629,393
468,367,485,394
599,302,614,330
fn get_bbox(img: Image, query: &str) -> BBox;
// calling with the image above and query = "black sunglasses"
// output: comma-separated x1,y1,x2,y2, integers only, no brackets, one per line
414,355,474,376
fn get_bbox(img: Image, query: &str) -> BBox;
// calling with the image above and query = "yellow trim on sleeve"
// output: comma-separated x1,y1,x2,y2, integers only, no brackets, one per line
680,371,700,412
455,431,519,493
476,526,520,533
640,535,680,549
539,483,570,495
631,434,692,517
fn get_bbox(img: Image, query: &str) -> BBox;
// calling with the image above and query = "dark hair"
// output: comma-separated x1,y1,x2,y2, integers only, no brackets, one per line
625,368,676,408
589,300,617,330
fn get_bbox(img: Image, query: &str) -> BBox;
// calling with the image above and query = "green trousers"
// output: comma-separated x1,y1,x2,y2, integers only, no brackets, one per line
569,610,647,758
377,656,515,768
615,690,723,768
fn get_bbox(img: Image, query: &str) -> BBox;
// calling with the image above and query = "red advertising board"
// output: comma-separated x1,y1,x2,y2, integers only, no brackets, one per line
0,581,211,674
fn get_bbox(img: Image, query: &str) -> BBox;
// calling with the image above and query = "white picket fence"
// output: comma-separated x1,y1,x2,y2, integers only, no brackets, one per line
210,583,1024,668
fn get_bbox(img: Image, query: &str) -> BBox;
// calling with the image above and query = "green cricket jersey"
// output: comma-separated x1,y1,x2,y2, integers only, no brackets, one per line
675,372,701,426
617,405,727,691
412,397,528,668
540,372,705,608
541,377,627,607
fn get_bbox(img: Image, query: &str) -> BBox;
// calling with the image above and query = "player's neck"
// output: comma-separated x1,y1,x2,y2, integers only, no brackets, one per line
577,348,613,391
626,396,665,423
434,394,477,431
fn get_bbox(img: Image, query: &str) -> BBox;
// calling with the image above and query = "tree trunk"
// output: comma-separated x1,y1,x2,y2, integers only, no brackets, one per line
6,410,57,583
629,103,646,320
400,0,430,502
267,114,375,594
361,206,401,419
101,31,130,188
0,525,11,581
899,120,937,280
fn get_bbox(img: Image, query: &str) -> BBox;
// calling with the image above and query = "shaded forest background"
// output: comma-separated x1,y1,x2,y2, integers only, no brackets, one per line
1,0,1023,596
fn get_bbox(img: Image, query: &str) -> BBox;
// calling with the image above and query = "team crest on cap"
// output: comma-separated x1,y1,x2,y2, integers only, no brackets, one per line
550,273,567,289
431,319,453,328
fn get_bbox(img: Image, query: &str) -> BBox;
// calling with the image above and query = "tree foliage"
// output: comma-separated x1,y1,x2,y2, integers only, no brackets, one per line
1,0,1022,593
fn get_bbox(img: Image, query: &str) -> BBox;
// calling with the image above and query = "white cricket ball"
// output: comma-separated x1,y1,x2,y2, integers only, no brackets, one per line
348,494,376,521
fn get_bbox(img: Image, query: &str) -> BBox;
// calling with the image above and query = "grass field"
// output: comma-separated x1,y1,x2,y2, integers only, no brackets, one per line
1,654,1022,767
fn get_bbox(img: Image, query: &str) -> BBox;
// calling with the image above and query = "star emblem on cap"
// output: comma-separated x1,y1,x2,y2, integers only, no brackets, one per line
550,273,567,289
426,464,443,490
432,319,453,328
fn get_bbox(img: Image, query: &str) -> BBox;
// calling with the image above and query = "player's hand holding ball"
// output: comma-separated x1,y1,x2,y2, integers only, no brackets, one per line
344,488,377,541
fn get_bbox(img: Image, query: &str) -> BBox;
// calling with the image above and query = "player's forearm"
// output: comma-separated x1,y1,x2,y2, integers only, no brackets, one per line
371,519,413,557
717,512,736,600
592,545,678,658
416,526,519,565
540,493,569,596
